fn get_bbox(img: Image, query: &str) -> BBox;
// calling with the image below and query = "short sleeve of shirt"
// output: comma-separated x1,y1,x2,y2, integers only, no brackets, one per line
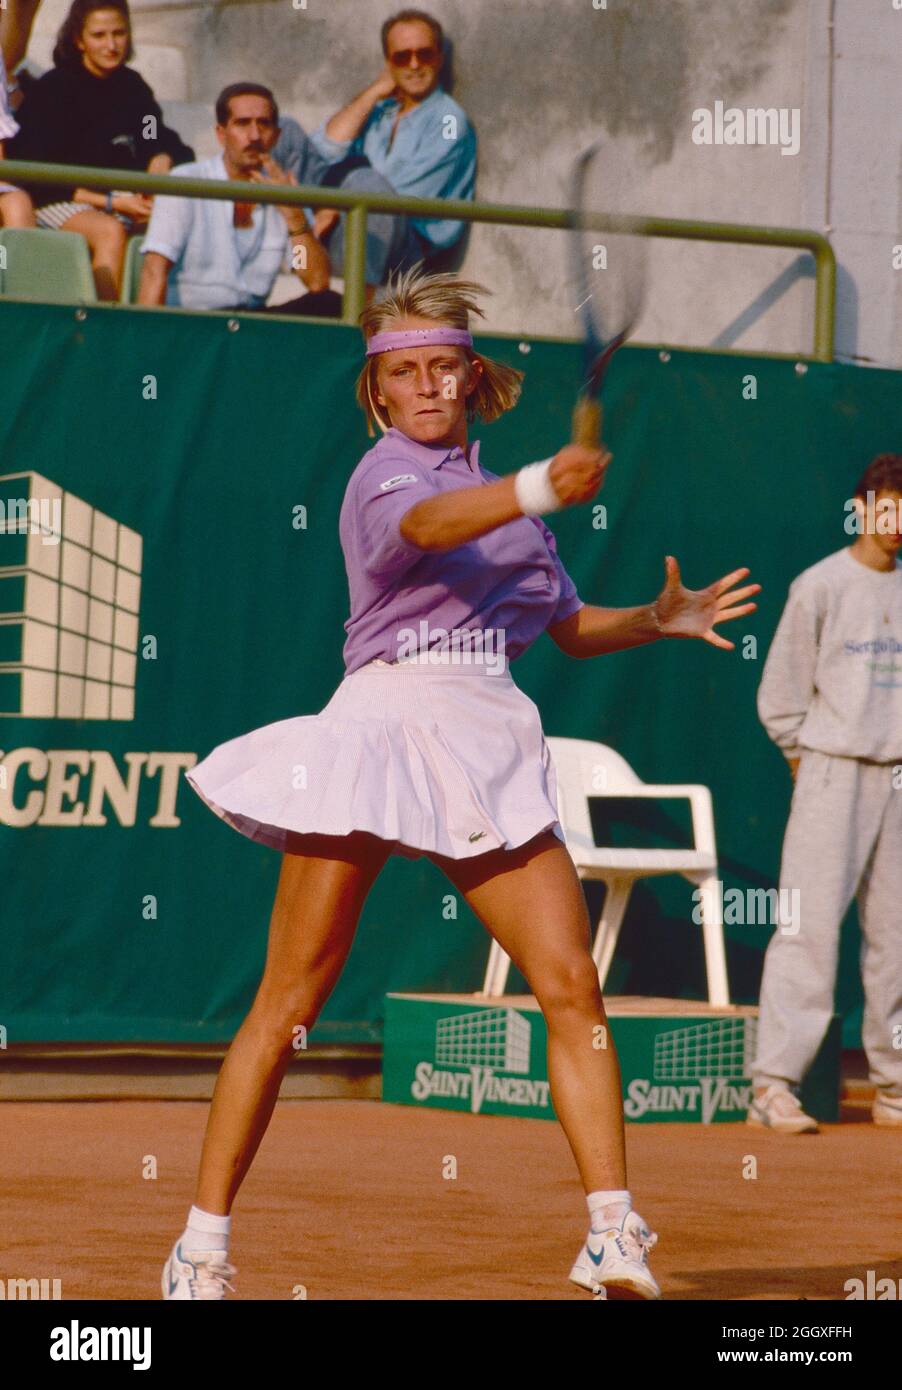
530,516,585,624
353,462,434,580
141,187,193,265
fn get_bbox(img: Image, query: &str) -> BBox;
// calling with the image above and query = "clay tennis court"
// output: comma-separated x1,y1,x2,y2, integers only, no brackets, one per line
5,1086,898,1300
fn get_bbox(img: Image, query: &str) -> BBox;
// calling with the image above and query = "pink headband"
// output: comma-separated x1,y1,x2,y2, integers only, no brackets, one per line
365,327,473,357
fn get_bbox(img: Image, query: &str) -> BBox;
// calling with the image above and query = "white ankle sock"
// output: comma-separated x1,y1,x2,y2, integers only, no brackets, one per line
587,1188,632,1230
181,1204,231,1255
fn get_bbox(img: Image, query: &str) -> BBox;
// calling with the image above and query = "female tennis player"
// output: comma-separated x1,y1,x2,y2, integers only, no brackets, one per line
163,267,759,1301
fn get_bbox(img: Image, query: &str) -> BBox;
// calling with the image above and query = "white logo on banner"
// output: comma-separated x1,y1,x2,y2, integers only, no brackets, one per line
0,470,143,721
409,1006,552,1115
624,1017,757,1121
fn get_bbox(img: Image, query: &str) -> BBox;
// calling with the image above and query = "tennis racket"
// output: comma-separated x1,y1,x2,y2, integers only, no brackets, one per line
569,139,650,447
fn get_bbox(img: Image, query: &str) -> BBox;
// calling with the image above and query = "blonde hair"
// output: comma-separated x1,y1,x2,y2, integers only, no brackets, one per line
355,265,524,436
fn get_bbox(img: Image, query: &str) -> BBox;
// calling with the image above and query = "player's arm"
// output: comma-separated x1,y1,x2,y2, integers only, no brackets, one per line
400,445,607,551
548,603,660,656
549,558,759,657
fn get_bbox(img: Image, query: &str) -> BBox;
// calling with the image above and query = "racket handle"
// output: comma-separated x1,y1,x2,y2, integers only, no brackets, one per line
572,396,602,447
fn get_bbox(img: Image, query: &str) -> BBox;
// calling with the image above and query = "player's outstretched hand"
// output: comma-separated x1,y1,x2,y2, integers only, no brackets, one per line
549,444,611,507
653,556,760,650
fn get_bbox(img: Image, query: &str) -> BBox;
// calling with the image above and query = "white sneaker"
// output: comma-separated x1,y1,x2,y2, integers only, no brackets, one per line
569,1210,661,1300
746,1083,818,1134
162,1241,237,1300
872,1092,902,1127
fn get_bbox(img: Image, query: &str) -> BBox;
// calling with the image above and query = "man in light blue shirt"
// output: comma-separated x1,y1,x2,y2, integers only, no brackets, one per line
138,83,331,311
139,82,419,312
309,8,477,270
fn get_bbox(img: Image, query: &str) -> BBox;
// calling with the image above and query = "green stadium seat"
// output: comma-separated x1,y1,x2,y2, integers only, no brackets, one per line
120,234,146,304
0,228,97,303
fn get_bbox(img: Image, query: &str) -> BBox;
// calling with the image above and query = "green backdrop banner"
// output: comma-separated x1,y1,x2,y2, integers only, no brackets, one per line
1,301,899,1045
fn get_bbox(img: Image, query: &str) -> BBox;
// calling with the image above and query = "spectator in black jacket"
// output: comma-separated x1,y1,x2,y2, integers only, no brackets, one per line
9,0,193,297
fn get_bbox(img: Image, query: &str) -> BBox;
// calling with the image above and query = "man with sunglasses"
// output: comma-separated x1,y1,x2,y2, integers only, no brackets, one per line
308,8,476,272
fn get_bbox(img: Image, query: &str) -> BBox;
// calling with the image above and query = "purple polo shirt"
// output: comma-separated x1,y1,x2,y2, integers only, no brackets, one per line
339,427,584,674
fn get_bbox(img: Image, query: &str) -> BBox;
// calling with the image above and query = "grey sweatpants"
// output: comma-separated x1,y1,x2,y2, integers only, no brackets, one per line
751,749,902,1096
325,166,423,285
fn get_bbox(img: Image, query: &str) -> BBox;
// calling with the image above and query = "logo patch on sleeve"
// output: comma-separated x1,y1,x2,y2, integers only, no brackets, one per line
379,473,418,491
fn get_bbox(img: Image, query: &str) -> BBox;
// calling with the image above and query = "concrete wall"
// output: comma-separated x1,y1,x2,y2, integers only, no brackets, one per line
19,0,902,365
801,0,902,368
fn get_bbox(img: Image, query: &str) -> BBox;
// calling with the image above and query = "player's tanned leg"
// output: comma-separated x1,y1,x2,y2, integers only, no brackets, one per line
193,832,392,1213
432,829,627,1190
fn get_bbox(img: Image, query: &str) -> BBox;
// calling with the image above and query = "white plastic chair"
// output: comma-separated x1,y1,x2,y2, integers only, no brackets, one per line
481,736,729,1005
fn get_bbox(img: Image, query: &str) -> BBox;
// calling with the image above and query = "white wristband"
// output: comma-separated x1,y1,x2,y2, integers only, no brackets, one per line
514,458,562,516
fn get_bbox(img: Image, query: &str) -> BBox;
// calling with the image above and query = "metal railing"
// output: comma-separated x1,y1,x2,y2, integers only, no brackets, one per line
0,158,836,359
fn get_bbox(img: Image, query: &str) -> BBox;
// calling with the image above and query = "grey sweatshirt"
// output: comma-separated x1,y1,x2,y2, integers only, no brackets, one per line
757,547,902,762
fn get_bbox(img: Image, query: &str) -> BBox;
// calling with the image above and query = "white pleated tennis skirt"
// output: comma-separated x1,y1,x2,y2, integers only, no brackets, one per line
185,655,565,860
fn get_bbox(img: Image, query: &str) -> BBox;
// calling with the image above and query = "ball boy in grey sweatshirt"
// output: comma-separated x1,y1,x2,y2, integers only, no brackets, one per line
749,453,902,1132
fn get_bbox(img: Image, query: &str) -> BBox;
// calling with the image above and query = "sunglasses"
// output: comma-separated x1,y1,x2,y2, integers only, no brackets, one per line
389,46,439,66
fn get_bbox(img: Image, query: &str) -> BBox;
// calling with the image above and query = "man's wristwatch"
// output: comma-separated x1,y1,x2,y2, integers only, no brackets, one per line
105,191,115,213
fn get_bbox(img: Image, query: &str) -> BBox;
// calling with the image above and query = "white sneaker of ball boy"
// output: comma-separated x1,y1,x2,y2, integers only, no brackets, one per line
746,1082,819,1134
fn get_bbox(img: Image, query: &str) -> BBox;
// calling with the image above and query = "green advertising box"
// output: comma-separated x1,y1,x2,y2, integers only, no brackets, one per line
383,994,841,1124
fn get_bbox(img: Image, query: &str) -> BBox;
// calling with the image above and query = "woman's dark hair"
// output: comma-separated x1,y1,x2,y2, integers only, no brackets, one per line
854,453,902,499
53,0,134,69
